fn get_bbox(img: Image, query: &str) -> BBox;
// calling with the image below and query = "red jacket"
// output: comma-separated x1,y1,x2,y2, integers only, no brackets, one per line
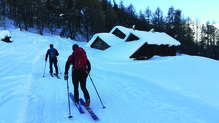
64,50,91,75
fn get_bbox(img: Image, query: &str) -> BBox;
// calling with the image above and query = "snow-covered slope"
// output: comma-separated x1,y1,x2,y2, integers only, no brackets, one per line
0,29,219,123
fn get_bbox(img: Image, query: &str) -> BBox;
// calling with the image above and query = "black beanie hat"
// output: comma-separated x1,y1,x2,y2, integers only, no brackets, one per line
73,44,79,50
50,44,53,48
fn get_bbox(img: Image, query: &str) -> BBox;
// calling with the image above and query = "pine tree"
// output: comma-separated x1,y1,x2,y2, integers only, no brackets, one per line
166,6,175,37
145,6,152,31
152,7,165,32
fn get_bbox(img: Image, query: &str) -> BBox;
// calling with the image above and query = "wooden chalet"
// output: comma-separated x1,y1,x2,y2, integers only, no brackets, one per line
87,26,180,60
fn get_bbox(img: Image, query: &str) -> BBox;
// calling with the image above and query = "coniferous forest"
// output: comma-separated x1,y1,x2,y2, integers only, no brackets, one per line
1,0,219,60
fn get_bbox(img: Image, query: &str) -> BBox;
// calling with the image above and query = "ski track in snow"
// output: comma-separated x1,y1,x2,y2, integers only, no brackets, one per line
0,29,219,123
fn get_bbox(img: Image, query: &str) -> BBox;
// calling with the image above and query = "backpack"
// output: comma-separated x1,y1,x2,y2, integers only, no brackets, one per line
73,47,88,70
49,49,56,58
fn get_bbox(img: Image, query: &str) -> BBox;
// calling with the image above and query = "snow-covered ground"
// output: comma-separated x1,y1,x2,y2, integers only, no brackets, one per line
0,29,219,123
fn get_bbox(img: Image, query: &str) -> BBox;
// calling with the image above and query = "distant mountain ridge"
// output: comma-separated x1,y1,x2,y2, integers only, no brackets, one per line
213,23,219,29
187,20,219,42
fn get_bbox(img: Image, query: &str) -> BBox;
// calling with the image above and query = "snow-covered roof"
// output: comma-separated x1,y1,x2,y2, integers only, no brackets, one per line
110,26,180,46
86,33,124,47
99,40,146,60
0,30,10,39
128,30,181,46
109,26,132,36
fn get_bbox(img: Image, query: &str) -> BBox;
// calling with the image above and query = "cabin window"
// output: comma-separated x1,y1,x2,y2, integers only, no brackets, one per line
126,33,140,42
112,28,126,39
91,37,110,50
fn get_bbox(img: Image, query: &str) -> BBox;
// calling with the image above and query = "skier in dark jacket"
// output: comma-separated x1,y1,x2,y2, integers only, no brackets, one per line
64,44,91,107
45,44,59,76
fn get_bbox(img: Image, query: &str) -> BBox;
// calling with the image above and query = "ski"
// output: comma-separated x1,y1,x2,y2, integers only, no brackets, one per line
69,93,85,114
54,73,60,79
79,98,99,120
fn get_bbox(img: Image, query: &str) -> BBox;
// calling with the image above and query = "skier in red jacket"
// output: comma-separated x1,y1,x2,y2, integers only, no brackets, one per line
64,44,91,107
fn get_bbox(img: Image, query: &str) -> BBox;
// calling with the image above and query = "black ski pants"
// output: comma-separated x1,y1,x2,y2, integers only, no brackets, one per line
49,58,58,74
72,70,90,103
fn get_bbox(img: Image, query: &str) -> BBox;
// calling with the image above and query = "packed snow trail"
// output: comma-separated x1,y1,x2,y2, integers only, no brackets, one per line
0,29,219,123
0,30,70,122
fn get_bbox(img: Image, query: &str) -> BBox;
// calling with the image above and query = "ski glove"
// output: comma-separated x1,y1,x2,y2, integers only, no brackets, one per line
64,75,68,80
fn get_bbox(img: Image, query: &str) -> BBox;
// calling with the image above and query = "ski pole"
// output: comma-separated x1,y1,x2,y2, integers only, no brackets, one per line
66,79,73,118
88,74,106,109
57,61,62,74
43,61,47,78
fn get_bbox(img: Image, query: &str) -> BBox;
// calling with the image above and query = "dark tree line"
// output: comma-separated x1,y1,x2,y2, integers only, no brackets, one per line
1,0,219,60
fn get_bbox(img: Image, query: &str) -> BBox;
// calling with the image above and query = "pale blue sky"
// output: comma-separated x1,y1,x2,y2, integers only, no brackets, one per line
113,0,219,23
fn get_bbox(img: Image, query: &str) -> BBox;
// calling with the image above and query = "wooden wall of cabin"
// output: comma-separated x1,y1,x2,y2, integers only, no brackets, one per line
130,43,177,60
